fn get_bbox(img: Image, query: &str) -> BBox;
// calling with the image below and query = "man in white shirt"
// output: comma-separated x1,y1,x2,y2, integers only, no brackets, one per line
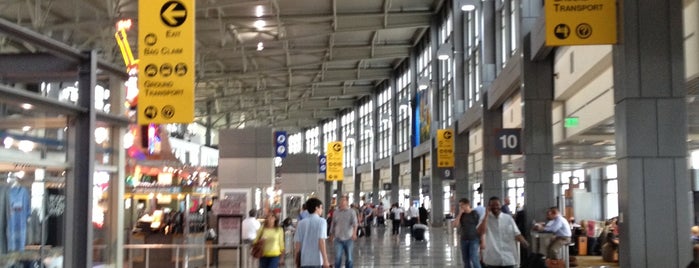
241,209,261,268
477,197,529,268
407,203,420,233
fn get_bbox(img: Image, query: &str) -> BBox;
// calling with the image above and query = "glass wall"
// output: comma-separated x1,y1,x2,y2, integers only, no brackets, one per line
439,13,454,128
322,120,337,153
396,70,412,152
358,101,373,165
288,133,303,154
305,127,319,155
465,10,481,108
377,87,392,159
604,165,619,218
341,111,355,168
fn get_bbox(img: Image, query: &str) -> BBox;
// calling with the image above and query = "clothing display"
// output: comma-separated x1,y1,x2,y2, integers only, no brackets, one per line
0,183,31,253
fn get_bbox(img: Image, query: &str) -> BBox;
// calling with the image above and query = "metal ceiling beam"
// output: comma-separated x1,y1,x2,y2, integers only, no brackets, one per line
195,85,373,102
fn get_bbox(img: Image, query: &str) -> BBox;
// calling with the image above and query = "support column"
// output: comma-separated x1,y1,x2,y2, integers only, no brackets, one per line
454,131,470,200
65,50,97,268
430,151,444,226
372,168,380,205
391,163,400,205
410,157,421,206
613,1,690,266
481,0,496,85
452,0,465,116
521,33,555,234
205,101,212,146
481,94,503,200
354,173,361,205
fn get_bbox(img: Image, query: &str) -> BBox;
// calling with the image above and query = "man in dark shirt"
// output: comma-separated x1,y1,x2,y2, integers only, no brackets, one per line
453,198,482,268
419,204,429,225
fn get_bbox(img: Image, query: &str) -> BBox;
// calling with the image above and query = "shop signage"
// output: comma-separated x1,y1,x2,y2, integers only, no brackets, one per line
545,0,617,46
436,129,454,168
138,0,195,123
318,155,327,174
325,141,343,181
382,183,392,191
274,131,288,158
495,128,522,155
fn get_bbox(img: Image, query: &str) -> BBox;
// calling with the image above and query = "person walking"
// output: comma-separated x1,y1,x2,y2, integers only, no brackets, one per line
453,198,481,268
477,196,529,268
329,197,358,268
254,214,285,268
242,209,261,268
294,198,330,268
390,203,404,236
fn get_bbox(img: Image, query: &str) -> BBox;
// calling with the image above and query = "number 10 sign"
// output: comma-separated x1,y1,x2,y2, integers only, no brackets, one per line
495,128,522,155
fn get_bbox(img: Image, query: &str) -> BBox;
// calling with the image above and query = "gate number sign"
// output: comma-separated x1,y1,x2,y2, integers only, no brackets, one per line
495,128,522,155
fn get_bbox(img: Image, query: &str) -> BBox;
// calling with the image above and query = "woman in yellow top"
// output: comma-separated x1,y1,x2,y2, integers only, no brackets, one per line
254,214,285,268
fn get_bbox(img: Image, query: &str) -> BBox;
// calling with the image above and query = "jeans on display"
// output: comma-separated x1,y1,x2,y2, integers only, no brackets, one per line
334,239,354,268
460,239,481,268
259,256,280,268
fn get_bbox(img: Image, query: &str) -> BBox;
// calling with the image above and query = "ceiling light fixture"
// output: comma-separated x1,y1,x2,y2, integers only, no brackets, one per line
254,20,266,30
257,42,264,51
20,103,33,110
256,5,264,17
437,43,452,60
418,77,430,90
461,0,477,11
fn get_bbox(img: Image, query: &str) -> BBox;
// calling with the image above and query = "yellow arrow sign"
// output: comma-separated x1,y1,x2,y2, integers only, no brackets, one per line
138,0,195,124
162,2,187,26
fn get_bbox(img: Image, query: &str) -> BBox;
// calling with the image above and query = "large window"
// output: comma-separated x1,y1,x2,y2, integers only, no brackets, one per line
465,10,481,108
439,14,454,128
506,178,525,212
499,0,520,67
396,70,411,152
322,120,337,153
341,111,355,168
605,165,619,218
305,127,319,155
377,87,392,159
288,132,303,154
358,101,373,164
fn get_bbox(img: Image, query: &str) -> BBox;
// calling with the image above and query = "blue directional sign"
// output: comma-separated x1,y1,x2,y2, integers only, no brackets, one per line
318,155,327,174
274,131,287,158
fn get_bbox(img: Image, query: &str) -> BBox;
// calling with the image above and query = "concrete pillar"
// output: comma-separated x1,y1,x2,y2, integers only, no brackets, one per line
481,95,503,200
454,131,470,200
372,168,380,205
411,157,421,205
391,163,400,205
481,0,497,82
452,0,465,116
354,172,361,205
430,151,445,226
613,0,691,266
521,33,555,233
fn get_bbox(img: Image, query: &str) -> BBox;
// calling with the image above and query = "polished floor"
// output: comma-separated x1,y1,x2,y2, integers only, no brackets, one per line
272,224,620,268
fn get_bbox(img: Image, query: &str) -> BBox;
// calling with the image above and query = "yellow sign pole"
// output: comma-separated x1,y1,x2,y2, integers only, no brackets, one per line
138,0,196,123
326,141,344,181
437,129,454,168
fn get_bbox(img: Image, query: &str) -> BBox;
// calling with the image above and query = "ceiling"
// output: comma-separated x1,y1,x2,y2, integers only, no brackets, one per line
0,0,697,175
0,0,443,132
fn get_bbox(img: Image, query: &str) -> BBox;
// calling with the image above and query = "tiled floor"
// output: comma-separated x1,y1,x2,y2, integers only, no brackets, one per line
275,224,619,268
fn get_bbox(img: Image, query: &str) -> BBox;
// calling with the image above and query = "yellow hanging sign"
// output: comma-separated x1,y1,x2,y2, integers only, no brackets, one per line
326,141,344,181
437,129,454,168
545,0,617,46
138,0,195,123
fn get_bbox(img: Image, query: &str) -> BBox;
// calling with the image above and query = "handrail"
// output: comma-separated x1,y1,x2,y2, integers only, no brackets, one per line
123,243,243,268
